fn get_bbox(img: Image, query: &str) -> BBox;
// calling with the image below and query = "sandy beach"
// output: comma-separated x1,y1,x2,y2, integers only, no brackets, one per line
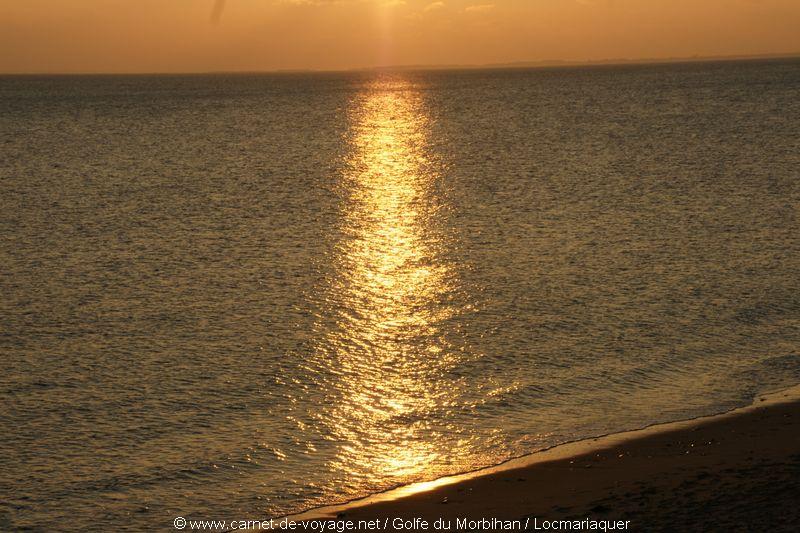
285,386,800,532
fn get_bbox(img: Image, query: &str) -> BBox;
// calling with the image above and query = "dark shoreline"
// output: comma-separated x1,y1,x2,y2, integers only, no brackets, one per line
278,385,800,532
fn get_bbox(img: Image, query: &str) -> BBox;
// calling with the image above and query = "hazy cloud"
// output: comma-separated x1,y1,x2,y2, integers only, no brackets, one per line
424,1,445,12
464,4,494,13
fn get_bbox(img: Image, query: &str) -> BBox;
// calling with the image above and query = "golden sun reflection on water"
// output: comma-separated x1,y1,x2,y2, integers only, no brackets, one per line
319,79,462,486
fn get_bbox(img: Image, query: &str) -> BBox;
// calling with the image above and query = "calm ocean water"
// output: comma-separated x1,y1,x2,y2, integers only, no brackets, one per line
1,59,799,531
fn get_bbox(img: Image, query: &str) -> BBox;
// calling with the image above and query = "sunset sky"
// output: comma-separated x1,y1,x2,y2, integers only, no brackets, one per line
2,0,799,73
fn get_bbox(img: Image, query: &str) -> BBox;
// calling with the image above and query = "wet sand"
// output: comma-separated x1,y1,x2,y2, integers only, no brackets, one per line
287,386,800,532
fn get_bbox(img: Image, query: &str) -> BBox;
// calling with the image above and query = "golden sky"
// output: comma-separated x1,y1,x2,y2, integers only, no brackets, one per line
1,0,799,73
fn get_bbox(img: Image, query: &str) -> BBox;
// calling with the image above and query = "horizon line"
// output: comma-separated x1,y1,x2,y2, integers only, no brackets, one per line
2,51,799,77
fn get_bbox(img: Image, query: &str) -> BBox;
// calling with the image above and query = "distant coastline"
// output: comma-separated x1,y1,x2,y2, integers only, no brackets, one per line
2,51,798,77
358,51,800,73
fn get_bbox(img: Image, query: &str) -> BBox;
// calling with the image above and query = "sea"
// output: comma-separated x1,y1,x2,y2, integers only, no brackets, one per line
1,58,799,531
